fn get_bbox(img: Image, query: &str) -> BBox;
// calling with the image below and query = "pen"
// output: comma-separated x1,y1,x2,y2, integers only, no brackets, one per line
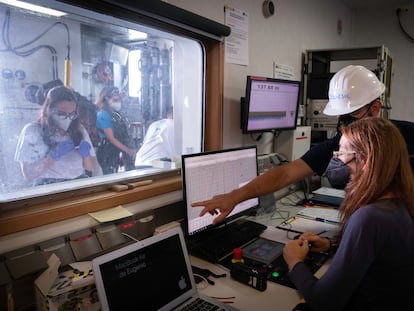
288,217,297,224
282,217,297,225
314,217,338,225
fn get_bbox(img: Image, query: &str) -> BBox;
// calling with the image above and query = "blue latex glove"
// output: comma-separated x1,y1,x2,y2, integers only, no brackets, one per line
78,140,92,158
48,140,75,160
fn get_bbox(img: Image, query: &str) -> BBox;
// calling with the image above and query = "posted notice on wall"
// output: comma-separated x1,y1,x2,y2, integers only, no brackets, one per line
273,62,294,80
224,5,248,66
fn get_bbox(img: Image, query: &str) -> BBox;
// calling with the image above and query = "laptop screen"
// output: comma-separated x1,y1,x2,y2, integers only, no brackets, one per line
92,228,196,311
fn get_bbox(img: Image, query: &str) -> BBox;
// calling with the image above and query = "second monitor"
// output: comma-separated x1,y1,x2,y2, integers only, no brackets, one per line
241,76,301,134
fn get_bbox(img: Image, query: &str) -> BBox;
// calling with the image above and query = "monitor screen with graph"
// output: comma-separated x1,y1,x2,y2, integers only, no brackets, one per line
181,146,259,236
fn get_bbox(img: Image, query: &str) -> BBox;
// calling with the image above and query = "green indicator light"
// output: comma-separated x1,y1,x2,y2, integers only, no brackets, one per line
272,271,279,278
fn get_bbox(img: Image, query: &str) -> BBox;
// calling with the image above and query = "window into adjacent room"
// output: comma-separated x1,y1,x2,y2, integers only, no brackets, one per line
0,0,204,205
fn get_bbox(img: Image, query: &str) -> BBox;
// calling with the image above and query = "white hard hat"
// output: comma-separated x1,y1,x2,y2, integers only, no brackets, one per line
323,65,385,116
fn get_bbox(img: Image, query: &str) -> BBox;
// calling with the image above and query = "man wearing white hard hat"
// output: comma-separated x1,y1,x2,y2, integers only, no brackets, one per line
324,64,385,116
303,65,413,188
191,65,414,226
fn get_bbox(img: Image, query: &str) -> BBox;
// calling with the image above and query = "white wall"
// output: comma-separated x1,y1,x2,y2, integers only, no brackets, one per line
168,0,413,152
351,4,414,122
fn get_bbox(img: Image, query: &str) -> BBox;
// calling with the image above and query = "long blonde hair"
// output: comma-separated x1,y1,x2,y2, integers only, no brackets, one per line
338,117,414,239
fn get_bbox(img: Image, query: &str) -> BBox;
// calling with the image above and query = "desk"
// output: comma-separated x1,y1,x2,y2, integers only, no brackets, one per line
190,192,332,311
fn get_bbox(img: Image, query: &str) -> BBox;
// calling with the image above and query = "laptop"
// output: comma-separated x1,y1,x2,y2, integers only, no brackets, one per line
92,227,239,311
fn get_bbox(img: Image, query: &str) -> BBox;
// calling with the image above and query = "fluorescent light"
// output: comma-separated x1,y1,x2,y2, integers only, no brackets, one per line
0,0,67,17
128,29,148,40
128,50,141,98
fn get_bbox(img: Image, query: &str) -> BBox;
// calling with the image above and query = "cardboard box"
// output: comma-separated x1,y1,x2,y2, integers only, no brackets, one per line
35,254,100,311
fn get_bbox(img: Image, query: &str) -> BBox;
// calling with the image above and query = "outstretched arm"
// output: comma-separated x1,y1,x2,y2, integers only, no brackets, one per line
192,158,314,224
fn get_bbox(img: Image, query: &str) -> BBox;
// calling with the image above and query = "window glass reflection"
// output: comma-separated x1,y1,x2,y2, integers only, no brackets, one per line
0,0,203,203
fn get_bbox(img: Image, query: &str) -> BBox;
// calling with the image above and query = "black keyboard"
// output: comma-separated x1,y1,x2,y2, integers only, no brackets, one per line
187,219,267,262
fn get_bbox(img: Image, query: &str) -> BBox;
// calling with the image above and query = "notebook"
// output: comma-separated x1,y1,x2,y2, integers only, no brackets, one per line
92,227,239,311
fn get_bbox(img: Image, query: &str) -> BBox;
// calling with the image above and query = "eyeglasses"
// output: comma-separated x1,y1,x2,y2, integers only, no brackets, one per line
52,110,78,121
332,150,356,158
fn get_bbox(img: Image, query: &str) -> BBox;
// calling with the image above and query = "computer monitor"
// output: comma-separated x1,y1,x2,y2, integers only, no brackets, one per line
241,76,300,134
182,146,259,236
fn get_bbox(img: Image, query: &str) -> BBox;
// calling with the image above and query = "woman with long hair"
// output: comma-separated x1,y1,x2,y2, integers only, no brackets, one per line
283,117,414,310
15,86,98,185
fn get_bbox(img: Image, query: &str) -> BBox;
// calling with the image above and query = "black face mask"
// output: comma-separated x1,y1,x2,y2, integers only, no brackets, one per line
323,157,353,189
336,103,373,132
336,114,358,133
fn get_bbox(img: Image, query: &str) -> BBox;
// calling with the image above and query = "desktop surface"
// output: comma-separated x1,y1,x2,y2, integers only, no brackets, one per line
190,255,302,311
188,192,335,310
187,191,336,299
191,253,332,311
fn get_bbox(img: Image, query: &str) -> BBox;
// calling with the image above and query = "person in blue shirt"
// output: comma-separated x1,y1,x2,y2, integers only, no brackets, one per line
192,65,414,225
283,117,414,310
95,86,136,174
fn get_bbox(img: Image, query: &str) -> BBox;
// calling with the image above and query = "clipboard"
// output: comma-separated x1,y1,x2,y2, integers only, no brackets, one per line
296,206,340,224
276,216,337,234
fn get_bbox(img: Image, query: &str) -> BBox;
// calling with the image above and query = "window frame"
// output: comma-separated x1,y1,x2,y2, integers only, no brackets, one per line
0,0,225,236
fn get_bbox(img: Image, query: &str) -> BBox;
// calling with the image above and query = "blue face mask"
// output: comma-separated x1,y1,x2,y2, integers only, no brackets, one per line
324,157,352,189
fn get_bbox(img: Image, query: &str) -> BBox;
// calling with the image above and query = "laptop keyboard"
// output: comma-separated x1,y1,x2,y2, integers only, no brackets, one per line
181,298,222,311
187,219,267,262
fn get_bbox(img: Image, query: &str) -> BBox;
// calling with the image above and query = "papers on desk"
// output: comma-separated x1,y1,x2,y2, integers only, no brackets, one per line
296,206,340,224
260,227,293,244
276,206,339,234
310,187,345,207
277,217,337,234
313,187,345,198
